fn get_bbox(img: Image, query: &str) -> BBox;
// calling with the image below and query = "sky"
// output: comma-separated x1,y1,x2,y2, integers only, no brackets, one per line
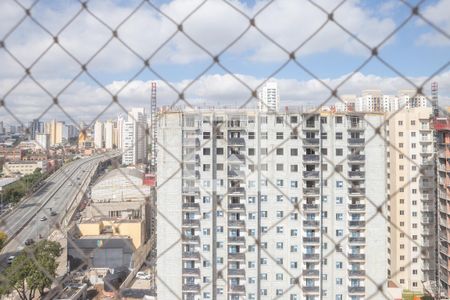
0,0,449,126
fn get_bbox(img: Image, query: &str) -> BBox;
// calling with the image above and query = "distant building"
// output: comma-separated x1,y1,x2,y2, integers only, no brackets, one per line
35,133,50,150
122,108,147,165
3,160,47,176
257,81,279,112
104,120,115,149
94,120,104,149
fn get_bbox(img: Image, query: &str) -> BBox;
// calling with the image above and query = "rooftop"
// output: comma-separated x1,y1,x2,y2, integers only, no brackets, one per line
0,177,19,188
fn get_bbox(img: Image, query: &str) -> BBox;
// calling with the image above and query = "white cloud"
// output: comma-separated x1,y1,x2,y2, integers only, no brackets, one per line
417,0,450,46
1,71,449,125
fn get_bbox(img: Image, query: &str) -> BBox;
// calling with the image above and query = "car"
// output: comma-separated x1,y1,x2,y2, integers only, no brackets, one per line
7,256,15,264
24,238,34,246
50,211,57,216
40,216,47,221
136,272,151,280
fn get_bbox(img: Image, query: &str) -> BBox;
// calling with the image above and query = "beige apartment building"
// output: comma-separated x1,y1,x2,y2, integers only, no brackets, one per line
3,160,47,176
386,107,437,292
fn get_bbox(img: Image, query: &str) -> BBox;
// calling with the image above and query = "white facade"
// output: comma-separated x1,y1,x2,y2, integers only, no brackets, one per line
258,81,280,112
352,90,428,113
94,120,104,149
121,108,147,165
157,109,389,300
104,120,114,149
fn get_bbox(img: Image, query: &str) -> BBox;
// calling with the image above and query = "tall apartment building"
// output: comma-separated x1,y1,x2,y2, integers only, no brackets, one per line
94,120,104,149
386,107,437,292
35,133,50,150
435,116,450,298
122,108,147,165
45,120,64,146
157,109,388,300
104,120,115,149
258,81,279,112
335,90,429,113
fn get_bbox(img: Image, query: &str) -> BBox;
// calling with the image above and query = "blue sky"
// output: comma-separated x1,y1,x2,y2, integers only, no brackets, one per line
0,0,448,124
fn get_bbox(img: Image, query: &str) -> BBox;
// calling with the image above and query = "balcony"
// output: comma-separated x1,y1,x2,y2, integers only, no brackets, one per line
348,286,365,293
347,154,365,162
228,253,245,260
303,154,319,162
421,217,433,224
182,284,200,292
228,153,246,163
303,220,320,227
348,254,365,260
182,219,200,227
303,253,320,260
228,220,245,227
302,286,320,293
348,237,366,244
182,186,200,195
228,187,245,194
228,137,245,146
228,269,245,277
303,237,320,243
302,269,320,277
349,220,365,227
303,122,319,131
303,171,320,178
182,235,200,243
182,203,200,210
228,236,246,244
303,187,320,195
228,203,246,211
348,270,365,277
182,268,200,276
183,138,200,147
348,138,365,145
348,171,365,179
303,138,320,146
303,204,319,211
229,285,245,293
183,170,200,179
182,252,200,260
348,123,364,131
348,187,365,195
228,170,245,178
348,204,365,211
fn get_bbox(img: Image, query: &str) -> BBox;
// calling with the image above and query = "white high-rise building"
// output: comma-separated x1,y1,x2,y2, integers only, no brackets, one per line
94,120,104,149
35,133,50,150
104,120,114,149
258,81,280,112
121,108,147,165
157,109,388,300
352,90,428,112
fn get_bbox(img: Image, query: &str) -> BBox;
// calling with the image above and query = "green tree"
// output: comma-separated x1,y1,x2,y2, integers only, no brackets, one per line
0,231,7,250
0,240,62,300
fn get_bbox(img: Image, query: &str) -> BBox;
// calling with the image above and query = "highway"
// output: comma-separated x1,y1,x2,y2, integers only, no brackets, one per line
0,153,111,257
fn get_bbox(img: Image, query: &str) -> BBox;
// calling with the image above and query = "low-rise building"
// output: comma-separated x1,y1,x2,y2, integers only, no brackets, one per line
3,160,47,176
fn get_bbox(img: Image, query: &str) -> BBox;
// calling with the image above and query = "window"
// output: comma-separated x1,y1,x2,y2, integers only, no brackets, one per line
291,181,298,188
276,148,284,155
276,116,283,124
336,197,343,204
290,116,298,123
336,262,343,269
261,132,268,139
276,179,284,187
336,148,343,156
336,181,343,188
290,164,298,172
203,132,210,139
248,148,255,156
276,132,284,139
203,148,210,155
336,116,343,123
335,132,343,140
336,230,343,237
248,196,256,204
336,213,343,221
276,242,283,249
276,164,284,171
248,132,255,139
290,148,298,156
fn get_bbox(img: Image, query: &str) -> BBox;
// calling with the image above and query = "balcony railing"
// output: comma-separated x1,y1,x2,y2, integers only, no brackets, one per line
230,285,245,293
348,138,365,145
348,270,365,276
228,253,245,260
348,204,365,211
228,236,246,243
182,284,200,291
228,220,245,227
228,187,246,194
349,220,365,227
182,219,200,226
303,237,320,243
182,235,200,243
303,154,319,161
303,220,320,227
348,171,365,178
302,269,320,276
302,286,320,293
348,123,364,130
348,286,365,293
228,269,245,276
303,253,320,260
228,153,246,162
182,252,200,259
182,187,200,194
347,154,365,161
303,187,320,195
303,204,319,211
228,170,245,178
303,171,320,178
228,137,245,146
228,203,246,211
182,268,200,275
182,203,200,210
303,138,320,145
348,237,366,243
348,254,365,260
348,187,365,194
